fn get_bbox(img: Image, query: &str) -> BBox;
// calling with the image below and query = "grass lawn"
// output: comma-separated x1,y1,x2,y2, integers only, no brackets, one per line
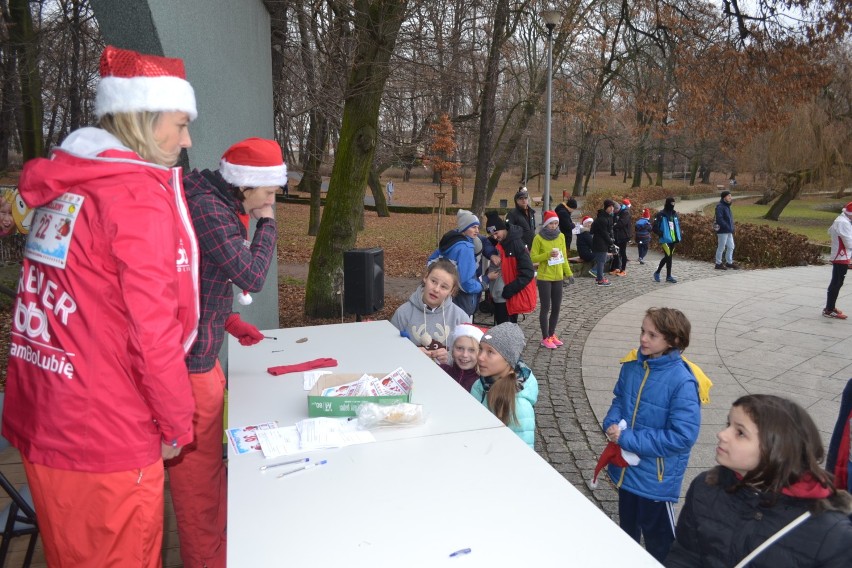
702,197,846,244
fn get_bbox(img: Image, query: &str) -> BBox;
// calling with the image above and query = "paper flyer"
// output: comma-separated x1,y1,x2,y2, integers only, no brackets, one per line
255,426,301,459
227,421,279,454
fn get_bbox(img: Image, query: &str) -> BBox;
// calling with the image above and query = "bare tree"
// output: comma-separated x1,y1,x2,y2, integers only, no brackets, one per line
305,0,409,318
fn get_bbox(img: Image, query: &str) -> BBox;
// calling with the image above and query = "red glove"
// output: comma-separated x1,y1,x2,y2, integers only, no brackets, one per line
225,313,264,346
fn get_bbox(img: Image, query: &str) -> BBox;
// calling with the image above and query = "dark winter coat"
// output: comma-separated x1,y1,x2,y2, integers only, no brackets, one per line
507,205,536,249
714,199,734,234
614,206,632,242
497,225,535,301
590,209,615,253
554,202,575,245
665,467,852,568
635,218,652,242
576,231,594,261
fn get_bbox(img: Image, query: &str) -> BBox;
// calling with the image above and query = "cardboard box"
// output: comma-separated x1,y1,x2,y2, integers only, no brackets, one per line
307,373,413,417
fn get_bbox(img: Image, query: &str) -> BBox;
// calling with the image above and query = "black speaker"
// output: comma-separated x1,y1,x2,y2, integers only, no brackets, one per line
343,248,384,315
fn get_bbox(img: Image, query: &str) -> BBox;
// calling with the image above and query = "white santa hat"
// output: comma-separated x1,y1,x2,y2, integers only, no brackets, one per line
452,323,485,346
95,45,197,120
220,138,288,188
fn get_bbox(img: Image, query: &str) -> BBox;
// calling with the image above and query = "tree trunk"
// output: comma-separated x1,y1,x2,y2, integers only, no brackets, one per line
610,145,617,176
654,141,664,186
9,0,43,160
764,172,805,220
305,0,408,318
300,112,328,235
367,167,389,217
0,1,17,171
292,5,331,236
632,145,644,188
470,0,509,215
67,0,82,132
688,155,699,186
573,128,593,195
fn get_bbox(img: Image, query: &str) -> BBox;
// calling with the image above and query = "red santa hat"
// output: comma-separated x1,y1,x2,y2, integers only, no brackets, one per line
542,210,559,227
95,45,197,120
581,215,593,226
590,442,640,489
843,202,852,217
220,138,288,188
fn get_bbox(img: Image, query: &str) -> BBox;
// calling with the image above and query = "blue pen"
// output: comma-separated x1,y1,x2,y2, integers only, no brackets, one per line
449,548,471,558
276,459,328,478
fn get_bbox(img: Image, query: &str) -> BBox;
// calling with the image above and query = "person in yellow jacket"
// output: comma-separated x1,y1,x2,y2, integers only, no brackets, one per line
531,210,574,348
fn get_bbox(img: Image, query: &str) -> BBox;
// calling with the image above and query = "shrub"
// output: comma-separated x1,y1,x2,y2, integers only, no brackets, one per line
582,188,824,268
676,213,823,268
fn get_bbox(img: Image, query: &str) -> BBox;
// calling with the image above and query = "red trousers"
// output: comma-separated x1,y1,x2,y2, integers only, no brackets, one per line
166,361,227,568
23,456,164,567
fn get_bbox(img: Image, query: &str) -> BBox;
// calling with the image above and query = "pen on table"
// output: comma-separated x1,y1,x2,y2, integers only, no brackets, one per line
449,548,471,558
259,457,309,471
263,336,277,340
277,459,328,478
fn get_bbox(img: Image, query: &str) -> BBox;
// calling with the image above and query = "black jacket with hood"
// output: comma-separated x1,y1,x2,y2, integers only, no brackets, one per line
590,209,615,253
665,467,852,568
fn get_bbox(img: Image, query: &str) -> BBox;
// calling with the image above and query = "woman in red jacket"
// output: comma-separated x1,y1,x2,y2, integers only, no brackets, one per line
3,46,199,567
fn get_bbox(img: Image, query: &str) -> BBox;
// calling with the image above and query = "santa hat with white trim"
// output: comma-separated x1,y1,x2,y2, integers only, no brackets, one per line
590,441,640,489
95,45,197,120
219,138,288,188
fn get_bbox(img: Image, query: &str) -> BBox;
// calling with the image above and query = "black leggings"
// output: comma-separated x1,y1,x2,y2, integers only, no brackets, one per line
826,263,848,311
536,280,563,338
493,302,518,325
612,239,629,272
656,243,676,277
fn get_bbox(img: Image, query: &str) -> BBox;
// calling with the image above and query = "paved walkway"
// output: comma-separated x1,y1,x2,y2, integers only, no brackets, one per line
521,245,850,521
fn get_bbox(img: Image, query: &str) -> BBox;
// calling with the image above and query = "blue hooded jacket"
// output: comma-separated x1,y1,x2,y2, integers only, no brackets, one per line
428,230,482,295
603,348,701,502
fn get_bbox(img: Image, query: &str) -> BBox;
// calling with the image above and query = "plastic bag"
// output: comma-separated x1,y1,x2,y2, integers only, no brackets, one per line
356,402,425,429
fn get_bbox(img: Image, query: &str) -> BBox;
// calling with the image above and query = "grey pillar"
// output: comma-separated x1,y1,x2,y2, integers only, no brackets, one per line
90,0,279,370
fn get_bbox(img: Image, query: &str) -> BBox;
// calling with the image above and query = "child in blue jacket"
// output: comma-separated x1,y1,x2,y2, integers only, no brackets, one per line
634,208,652,264
603,307,701,563
470,322,538,449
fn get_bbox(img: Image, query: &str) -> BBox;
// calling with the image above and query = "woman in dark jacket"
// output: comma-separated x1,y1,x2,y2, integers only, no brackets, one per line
665,394,852,568
612,199,632,275
485,211,535,323
590,200,616,286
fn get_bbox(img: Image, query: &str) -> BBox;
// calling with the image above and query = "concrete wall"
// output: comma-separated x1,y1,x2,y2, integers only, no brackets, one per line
90,0,279,368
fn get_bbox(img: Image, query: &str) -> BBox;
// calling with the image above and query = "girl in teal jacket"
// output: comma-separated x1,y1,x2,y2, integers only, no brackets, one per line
470,323,538,449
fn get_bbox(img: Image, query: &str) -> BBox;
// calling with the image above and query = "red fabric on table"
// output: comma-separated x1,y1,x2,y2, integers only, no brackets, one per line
267,358,338,376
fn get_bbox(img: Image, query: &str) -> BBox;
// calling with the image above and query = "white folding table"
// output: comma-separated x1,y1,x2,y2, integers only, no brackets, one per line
227,320,660,567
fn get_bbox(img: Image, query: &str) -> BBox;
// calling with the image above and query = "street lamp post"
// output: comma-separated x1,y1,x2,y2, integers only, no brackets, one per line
541,9,562,213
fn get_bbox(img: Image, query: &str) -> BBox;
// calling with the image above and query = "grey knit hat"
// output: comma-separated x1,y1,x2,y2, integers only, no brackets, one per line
480,323,526,368
457,209,480,233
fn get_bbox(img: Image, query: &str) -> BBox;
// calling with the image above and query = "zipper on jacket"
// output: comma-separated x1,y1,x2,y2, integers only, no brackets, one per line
656,457,664,482
137,469,143,484
617,362,652,487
